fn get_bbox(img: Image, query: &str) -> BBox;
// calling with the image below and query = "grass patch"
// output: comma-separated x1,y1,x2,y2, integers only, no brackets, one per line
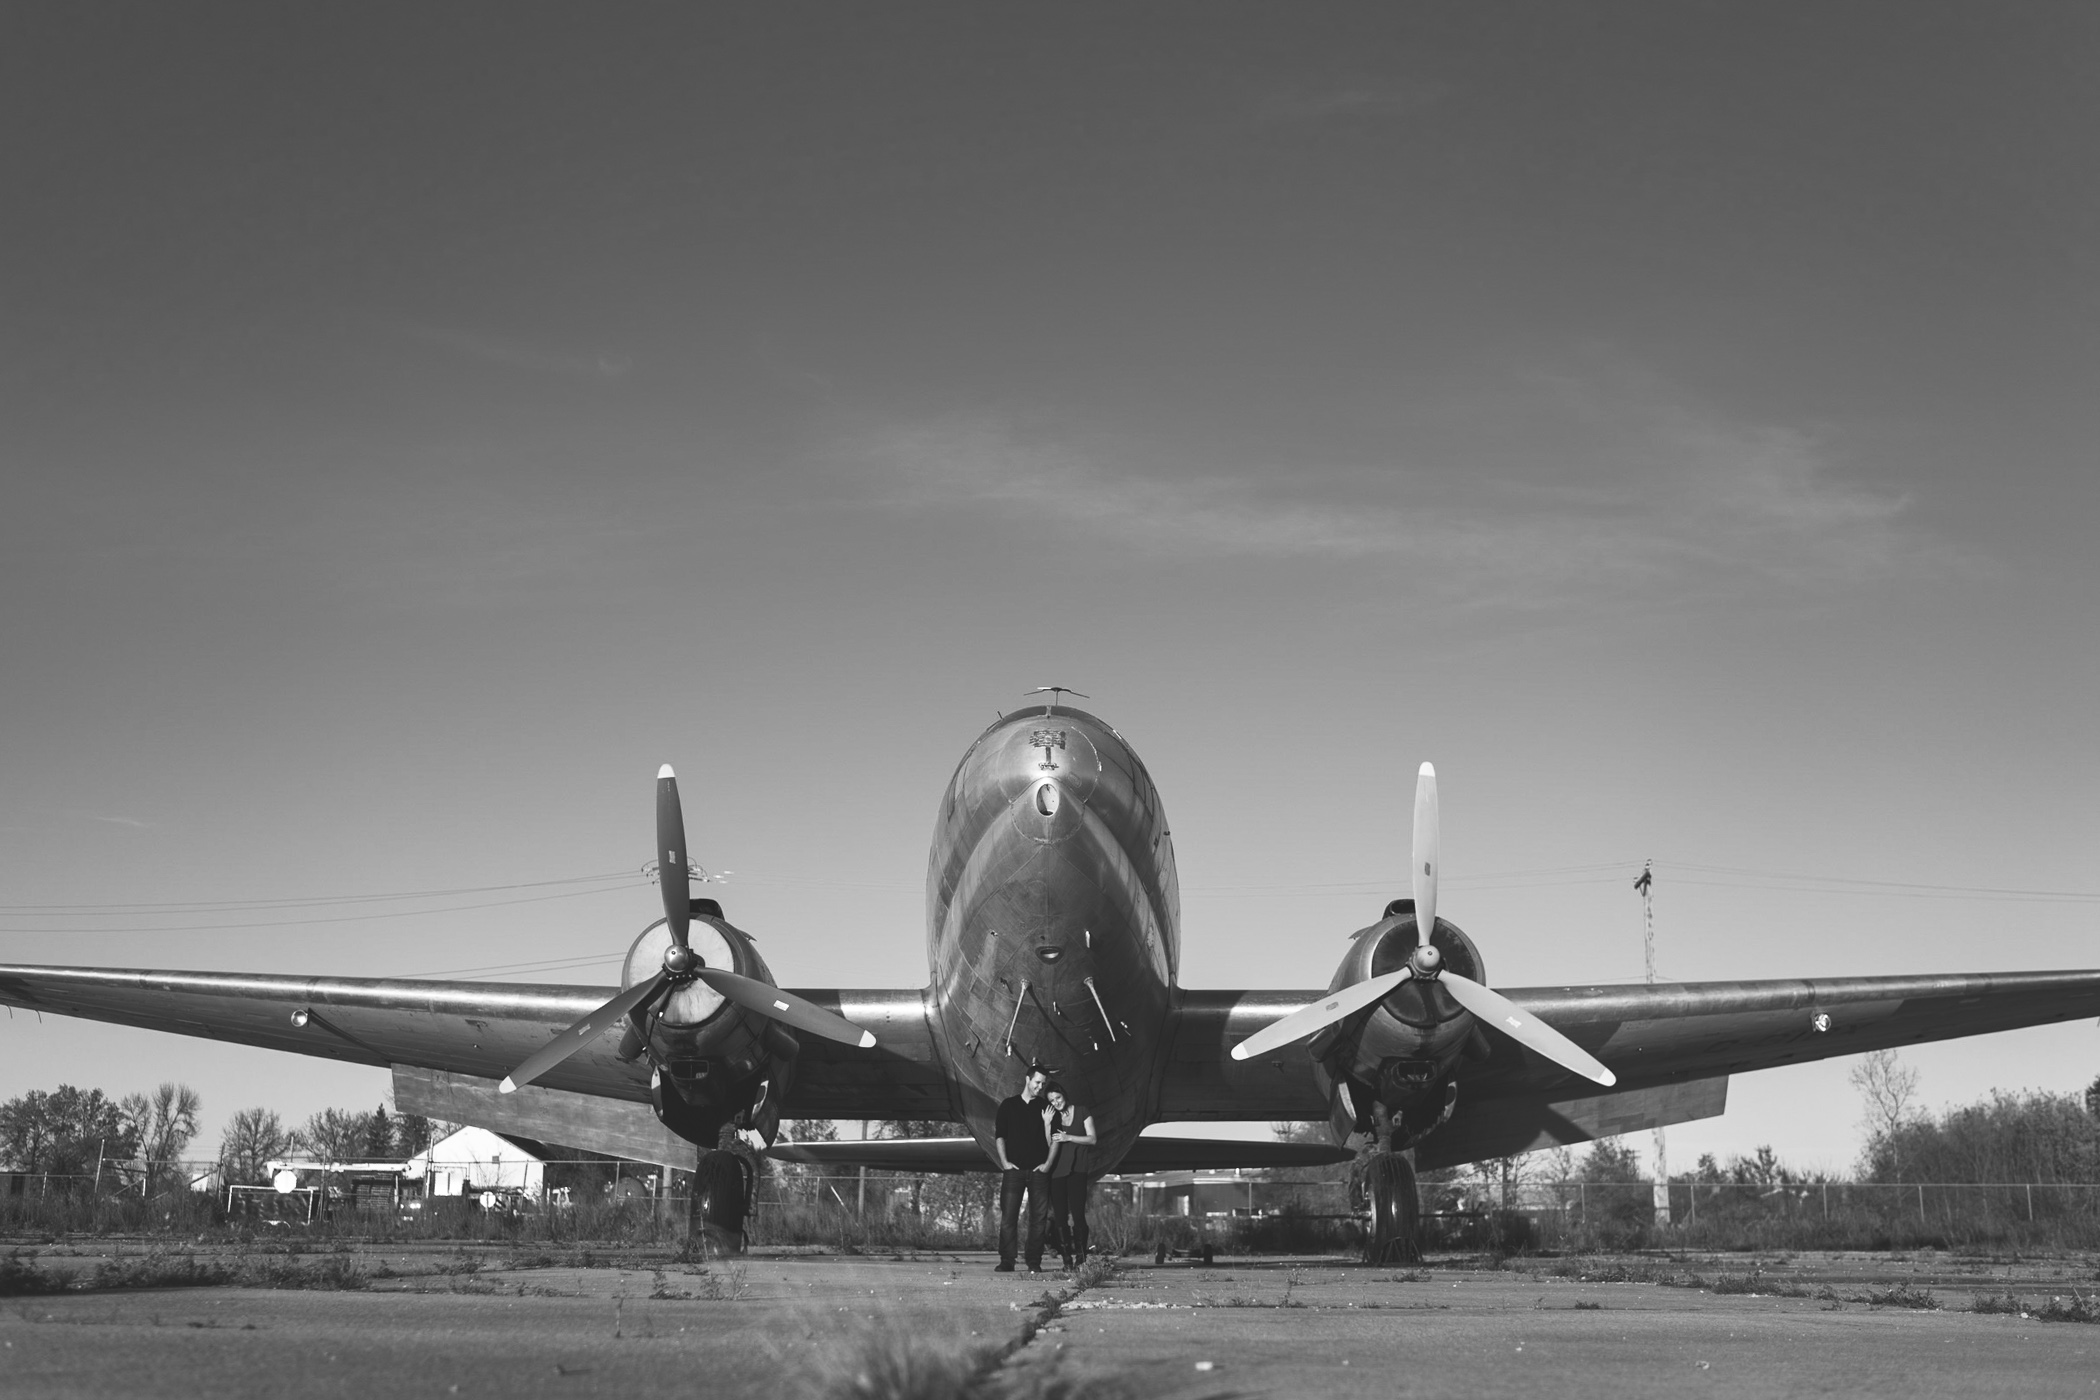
0,1249,369,1294
2038,1293,2100,1324
0,1253,68,1296
1542,1259,1674,1284
1859,1282,1940,1310
1971,1290,2100,1323
1706,1269,1813,1299
645,1262,748,1301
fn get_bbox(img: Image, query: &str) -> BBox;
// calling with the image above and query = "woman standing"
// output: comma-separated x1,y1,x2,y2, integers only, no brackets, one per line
1042,1082,1098,1270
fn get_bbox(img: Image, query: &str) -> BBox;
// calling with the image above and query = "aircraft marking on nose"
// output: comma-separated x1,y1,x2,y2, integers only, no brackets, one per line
1030,729,1066,772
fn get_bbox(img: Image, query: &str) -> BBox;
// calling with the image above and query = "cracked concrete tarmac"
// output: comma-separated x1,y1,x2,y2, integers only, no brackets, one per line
2,1248,2095,1397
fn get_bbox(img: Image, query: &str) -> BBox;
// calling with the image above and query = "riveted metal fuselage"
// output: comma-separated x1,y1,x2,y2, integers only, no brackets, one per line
925,706,1179,1170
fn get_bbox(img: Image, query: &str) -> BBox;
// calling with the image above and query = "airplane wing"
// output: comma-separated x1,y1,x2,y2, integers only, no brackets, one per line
1164,970,2100,1118
769,1135,1354,1175
0,965,949,1121
1465,970,2100,1098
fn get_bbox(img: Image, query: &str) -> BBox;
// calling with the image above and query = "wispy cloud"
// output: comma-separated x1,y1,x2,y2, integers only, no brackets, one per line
838,371,1952,608
89,815,150,828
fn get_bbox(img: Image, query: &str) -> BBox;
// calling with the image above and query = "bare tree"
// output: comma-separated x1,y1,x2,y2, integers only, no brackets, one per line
1849,1049,1920,1179
295,1108,368,1163
219,1108,292,1185
120,1083,201,1187
1469,1153,1533,1212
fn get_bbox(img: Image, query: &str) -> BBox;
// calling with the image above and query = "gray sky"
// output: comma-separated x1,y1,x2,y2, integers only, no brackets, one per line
3,4,2095,1174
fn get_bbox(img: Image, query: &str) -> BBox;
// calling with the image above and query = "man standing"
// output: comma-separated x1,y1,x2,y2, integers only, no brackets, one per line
992,1066,1052,1272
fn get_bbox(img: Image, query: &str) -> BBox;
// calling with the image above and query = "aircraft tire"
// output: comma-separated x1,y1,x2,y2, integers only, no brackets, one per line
1363,1152,1422,1265
691,1148,749,1256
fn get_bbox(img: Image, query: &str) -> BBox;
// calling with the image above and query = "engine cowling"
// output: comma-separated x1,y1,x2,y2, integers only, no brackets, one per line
1312,899,1489,1148
622,900,799,1146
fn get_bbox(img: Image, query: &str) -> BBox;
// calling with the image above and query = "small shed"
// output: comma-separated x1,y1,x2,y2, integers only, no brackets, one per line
406,1126,546,1200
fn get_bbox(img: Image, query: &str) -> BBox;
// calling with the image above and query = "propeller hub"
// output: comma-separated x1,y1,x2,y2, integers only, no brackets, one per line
1409,943,1442,978
663,943,701,978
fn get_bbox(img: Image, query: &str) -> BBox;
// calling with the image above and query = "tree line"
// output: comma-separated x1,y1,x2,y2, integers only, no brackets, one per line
1850,1051,2100,1185
0,1083,440,1188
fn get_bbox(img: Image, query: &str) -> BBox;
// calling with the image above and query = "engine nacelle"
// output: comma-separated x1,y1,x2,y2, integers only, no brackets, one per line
1312,899,1490,1149
621,900,798,1147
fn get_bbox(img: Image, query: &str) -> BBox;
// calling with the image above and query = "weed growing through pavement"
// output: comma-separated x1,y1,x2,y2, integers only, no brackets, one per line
1705,1269,1813,1299
1070,1256,1118,1290
1544,1259,1677,1285
1,1248,371,1294
2037,1292,2099,1323
0,1253,66,1296
695,1262,749,1300
1860,1282,1940,1310
1971,1289,2099,1323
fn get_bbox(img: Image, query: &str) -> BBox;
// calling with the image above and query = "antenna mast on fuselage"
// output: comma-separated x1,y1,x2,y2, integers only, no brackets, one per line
1021,685,1090,711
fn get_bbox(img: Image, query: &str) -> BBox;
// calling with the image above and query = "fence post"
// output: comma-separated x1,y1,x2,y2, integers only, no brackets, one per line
1822,1182,1828,1219
2026,1183,2033,1222
1917,1182,1925,1222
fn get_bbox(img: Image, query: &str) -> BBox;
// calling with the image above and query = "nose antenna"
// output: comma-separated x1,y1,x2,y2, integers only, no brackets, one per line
1022,685,1090,707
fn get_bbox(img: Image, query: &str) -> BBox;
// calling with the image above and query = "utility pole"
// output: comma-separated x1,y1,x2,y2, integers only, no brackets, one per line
1637,861,1669,1225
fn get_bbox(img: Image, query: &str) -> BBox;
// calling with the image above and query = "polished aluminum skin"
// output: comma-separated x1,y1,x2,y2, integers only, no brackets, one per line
924,705,1180,1168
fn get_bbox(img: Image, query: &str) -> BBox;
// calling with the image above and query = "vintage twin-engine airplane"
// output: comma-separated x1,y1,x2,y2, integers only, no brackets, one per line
5,699,2099,1253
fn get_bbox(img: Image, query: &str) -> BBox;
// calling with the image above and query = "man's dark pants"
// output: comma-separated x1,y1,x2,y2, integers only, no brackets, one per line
999,1168,1051,1268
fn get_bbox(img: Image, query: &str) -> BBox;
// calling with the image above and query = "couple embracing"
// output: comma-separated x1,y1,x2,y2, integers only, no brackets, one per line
991,1066,1097,1273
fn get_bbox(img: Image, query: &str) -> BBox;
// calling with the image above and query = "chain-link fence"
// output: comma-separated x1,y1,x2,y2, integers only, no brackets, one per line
10,1162,2100,1251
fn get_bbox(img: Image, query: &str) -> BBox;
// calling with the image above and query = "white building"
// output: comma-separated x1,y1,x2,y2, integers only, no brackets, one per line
405,1126,546,1200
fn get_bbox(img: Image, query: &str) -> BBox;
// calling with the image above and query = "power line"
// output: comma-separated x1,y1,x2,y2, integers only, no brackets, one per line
0,879,648,935
1662,861,2100,903
0,869,642,915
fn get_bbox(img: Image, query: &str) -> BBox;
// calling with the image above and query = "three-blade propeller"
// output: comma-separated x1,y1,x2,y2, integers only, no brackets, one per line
1230,763,1614,1087
501,765,875,1095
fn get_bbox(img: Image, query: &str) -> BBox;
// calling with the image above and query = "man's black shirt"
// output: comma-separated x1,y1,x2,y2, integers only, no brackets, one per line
995,1094,1049,1170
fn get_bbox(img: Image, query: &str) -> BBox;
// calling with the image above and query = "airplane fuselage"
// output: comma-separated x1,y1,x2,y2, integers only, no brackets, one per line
924,706,1180,1168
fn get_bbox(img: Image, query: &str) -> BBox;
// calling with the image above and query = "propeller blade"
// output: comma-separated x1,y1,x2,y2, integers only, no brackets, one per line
694,967,878,1049
656,765,690,948
1412,762,1439,949
1230,968,1413,1062
1440,972,1616,1086
501,971,670,1094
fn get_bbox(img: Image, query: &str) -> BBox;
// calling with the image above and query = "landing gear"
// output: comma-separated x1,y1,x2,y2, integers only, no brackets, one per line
689,1147,751,1257
1363,1152,1421,1264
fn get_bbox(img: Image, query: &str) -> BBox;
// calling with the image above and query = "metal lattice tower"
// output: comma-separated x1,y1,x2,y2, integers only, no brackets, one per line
1636,859,1669,1217
1639,859,1656,986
